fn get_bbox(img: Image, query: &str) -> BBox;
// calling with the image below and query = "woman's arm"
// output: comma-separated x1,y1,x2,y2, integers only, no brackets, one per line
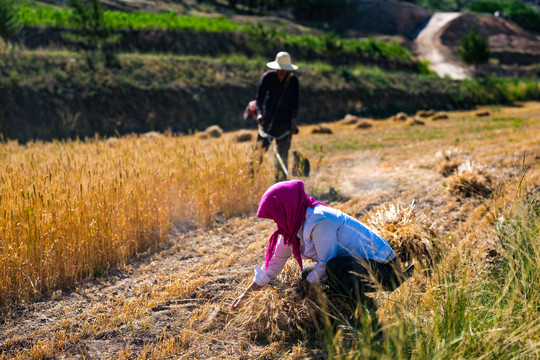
231,236,292,309
305,220,338,283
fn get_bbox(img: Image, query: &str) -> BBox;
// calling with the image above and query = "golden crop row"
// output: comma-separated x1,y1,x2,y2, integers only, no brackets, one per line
0,133,271,307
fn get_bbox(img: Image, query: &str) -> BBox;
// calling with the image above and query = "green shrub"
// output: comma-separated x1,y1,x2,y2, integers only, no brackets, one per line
468,0,540,33
417,60,435,75
0,0,21,48
458,27,490,68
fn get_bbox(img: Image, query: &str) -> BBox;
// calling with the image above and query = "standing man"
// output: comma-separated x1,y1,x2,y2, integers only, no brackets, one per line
256,51,299,182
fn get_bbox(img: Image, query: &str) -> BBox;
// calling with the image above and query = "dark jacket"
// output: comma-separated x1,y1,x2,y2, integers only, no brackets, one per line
256,70,299,137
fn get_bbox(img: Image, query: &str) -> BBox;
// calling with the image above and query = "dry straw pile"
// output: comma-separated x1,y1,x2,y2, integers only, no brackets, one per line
365,201,436,267
311,124,333,134
231,259,350,344
0,134,271,307
448,161,494,198
436,147,463,177
198,125,223,139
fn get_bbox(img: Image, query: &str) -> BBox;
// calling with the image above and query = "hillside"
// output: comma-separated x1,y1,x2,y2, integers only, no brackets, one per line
2,1,540,141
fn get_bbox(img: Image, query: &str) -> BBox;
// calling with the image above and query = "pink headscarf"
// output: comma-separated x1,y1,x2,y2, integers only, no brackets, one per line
256,180,325,271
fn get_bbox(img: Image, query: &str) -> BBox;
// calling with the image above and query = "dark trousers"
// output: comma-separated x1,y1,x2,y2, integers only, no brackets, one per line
257,133,291,182
302,256,405,334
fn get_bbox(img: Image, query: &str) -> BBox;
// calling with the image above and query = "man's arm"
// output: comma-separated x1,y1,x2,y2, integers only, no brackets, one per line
290,76,299,133
255,73,268,123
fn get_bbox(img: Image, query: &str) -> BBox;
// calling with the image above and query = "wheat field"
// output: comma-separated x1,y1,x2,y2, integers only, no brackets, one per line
0,132,271,307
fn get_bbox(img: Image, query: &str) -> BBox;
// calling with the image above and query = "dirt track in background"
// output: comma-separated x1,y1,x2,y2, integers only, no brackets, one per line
1,103,540,359
414,13,470,79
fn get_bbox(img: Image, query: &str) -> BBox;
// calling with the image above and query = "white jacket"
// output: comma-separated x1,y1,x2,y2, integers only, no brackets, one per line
253,205,395,285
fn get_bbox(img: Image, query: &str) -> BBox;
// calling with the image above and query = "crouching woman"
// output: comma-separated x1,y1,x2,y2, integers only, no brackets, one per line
231,180,408,328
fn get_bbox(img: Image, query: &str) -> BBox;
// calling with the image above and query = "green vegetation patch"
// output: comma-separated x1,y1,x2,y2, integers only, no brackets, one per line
17,2,413,62
244,24,411,61
19,2,241,32
468,0,540,33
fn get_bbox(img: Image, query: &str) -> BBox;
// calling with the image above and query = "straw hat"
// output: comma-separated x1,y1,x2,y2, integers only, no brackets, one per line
266,51,298,71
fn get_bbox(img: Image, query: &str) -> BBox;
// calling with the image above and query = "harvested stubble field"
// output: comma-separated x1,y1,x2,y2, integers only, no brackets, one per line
1,102,540,359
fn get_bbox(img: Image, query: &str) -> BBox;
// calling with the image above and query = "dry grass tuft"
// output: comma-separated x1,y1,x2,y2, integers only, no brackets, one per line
436,147,463,176
364,201,436,267
439,159,461,177
356,119,373,129
199,125,223,139
475,110,490,117
311,124,333,134
436,147,462,161
431,112,449,120
447,161,494,198
340,114,359,125
392,112,408,121
416,109,435,117
406,117,425,126
233,130,253,143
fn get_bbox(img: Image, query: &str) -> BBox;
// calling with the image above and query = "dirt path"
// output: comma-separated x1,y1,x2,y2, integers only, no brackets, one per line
414,13,471,79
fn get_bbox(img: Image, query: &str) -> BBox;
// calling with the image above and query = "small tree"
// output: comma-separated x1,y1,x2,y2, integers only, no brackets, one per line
62,0,121,68
458,27,490,72
0,0,22,51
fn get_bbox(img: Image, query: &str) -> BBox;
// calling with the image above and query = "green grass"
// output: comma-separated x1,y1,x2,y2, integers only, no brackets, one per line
17,2,413,62
19,2,241,32
1,50,540,141
468,0,540,33
1,51,538,103
243,23,412,61
326,187,540,358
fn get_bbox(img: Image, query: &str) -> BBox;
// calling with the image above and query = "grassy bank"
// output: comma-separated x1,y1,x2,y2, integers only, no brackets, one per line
1,50,540,141
330,185,540,359
17,2,412,62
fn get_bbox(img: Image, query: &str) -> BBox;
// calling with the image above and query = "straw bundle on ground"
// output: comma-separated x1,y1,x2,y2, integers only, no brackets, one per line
436,147,463,176
406,117,425,126
448,161,494,198
356,120,373,129
392,112,408,121
233,130,253,143
312,124,333,134
431,113,449,120
416,109,435,117
199,125,223,139
365,201,436,267
341,114,359,125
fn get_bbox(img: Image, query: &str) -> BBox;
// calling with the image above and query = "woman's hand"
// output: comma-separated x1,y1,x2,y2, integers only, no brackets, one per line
231,292,248,310
290,118,299,134
231,282,262,310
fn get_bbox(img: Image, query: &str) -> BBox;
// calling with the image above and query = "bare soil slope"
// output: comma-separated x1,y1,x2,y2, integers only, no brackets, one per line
414,11,540,77
440,12,540,66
